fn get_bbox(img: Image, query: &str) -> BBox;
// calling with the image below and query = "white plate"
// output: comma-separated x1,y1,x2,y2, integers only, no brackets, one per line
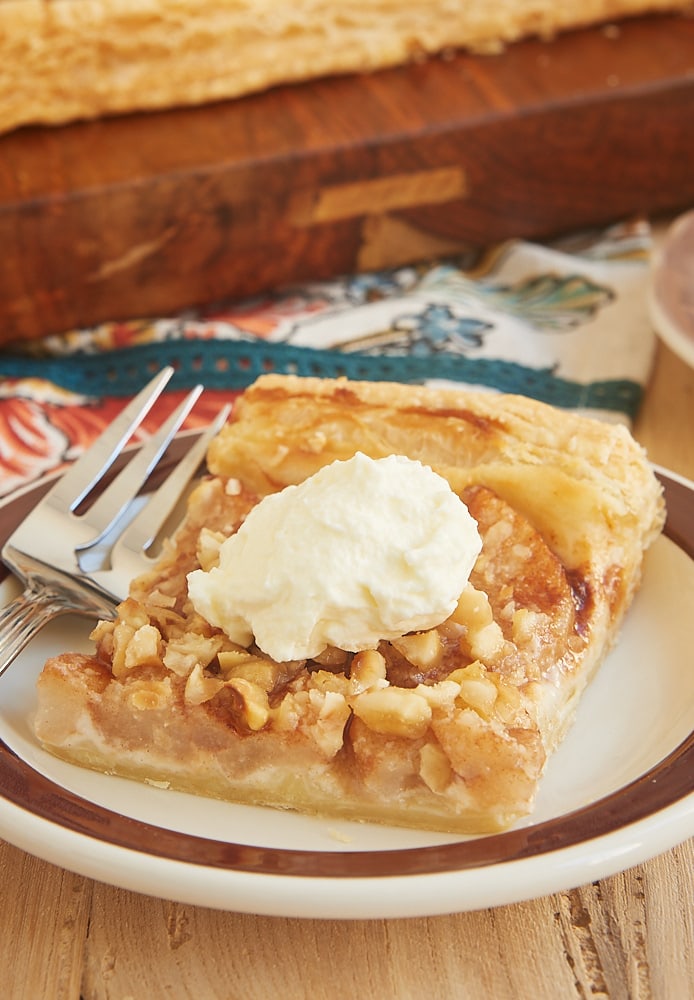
649,210,694,370
0,464,692,919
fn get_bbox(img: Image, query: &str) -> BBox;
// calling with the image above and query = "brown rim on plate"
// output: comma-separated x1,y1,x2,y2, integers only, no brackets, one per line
0,456,692,879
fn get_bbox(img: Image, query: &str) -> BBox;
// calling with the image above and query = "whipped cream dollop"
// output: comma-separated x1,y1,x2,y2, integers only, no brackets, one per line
187,452,482,662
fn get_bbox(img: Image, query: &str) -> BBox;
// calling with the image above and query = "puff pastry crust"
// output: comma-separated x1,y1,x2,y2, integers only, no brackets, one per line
34,376,665,833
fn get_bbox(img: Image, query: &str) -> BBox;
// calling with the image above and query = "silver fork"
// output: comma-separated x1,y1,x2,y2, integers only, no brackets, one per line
0,366,229,679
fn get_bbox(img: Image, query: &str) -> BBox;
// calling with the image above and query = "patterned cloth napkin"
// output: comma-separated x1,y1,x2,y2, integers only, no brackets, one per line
0,219,655,501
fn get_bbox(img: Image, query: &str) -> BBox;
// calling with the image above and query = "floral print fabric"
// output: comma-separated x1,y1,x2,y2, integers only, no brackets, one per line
0,221,655,500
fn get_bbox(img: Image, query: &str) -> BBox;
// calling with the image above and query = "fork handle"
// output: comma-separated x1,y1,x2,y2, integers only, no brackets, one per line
0,585,72,679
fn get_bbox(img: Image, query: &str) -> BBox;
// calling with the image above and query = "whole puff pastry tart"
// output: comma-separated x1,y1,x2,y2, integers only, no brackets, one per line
34,376,665,834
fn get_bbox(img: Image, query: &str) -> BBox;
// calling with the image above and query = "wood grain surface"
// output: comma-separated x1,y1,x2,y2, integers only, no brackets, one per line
0,338,692,1000
0,12,693,343
1,833,692,998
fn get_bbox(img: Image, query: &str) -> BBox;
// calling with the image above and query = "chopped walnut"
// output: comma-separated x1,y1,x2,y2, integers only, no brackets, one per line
456,668,499,719
306,689,351,757
217,648,304,693
351,686,432,739
226,677,270,731
184,663,225,706
451,584,494,629
124,624,163,671
390,629,443,672
464,620,506,663
163,634,224,677
196,527,226,572
349,648,388,693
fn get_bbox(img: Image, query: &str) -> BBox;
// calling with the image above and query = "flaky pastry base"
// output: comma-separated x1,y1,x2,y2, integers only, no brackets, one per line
35,376,664,834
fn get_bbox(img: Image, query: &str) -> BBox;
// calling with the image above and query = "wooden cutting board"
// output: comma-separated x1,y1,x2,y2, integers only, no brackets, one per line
0,12,693,344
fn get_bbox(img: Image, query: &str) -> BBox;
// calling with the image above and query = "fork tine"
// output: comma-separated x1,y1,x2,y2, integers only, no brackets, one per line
47,366,175,514
74,383,204,547
94,405,232,596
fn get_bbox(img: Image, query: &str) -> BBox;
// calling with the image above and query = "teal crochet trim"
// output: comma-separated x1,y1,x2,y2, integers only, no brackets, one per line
0,339,643,418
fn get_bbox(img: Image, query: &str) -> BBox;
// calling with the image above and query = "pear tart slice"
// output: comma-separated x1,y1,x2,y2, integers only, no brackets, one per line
34,376,664,833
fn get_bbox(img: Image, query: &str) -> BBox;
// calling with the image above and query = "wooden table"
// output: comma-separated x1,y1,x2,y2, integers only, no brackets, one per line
0,340,692,999
1,12,693,344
